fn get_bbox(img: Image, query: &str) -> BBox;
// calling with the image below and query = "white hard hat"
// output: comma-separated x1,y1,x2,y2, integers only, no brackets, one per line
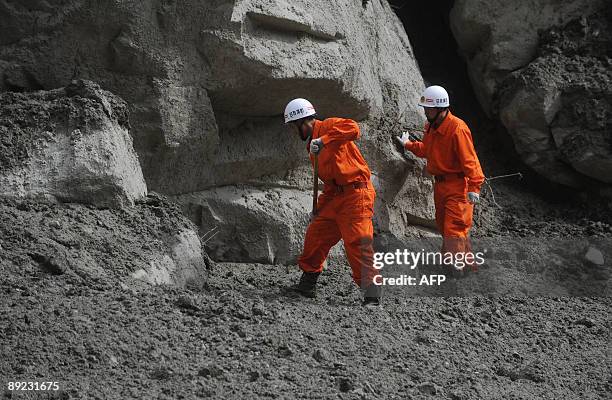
284,98,316,123
418,85,450,108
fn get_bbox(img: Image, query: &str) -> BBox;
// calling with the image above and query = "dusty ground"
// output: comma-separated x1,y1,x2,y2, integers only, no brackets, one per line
0,193,207,284
1,181,611,399
1,259,610,400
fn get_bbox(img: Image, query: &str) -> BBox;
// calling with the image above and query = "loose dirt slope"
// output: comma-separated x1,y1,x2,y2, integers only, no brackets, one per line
1,196,610,399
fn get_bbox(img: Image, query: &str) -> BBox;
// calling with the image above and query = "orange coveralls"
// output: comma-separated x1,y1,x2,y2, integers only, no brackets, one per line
404,112,484,260
298,118,377,288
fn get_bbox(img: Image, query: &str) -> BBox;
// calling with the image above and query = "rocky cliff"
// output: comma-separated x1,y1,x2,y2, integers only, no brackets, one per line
450,0,612,193
0,80,146,208
0,80,208,287
0,0,436,264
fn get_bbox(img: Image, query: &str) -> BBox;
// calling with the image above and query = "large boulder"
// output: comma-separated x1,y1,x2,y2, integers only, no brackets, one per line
450,0,607,115
0,193,209,289
175,166,434,266
450,0,612,190
0,80,147,208
499,12,612,187
0,0,435,262
177,185,311,265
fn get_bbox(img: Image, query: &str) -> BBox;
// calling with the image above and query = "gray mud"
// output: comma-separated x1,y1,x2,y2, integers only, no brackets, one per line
1,188,611,399
1,254,610,399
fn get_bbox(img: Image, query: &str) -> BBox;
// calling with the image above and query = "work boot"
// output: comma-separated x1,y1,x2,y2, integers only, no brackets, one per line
362,283,382,308
289,271,320,298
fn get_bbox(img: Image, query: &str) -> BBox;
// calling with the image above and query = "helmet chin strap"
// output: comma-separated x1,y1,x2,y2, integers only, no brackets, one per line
298,119,315,141
298,121,309,141
427,108,448,125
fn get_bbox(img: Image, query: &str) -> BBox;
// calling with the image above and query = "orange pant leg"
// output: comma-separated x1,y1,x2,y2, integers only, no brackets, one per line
336,187,376,288
442,194,473,238
298,214,342,274
433,186,446,235
441,196,474,257
434,180,476,269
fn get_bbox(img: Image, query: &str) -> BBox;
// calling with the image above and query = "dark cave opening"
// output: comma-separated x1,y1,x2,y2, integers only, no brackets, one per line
390,1,459,93
389,0,579,202
390,0,513,166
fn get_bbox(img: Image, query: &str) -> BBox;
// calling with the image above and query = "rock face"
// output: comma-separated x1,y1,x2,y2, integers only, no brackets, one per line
499,11,612,188
0,0,435,263
0,80,147,208
450,0,612,189
178,186,311,265
0,81,208,287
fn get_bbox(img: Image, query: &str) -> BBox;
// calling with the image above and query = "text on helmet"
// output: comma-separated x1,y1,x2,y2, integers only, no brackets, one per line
288,108,305,118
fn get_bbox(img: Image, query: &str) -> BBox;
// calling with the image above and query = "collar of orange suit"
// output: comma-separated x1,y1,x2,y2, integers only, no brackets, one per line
426,110,452,134
305,119,321,150
312,119,322,140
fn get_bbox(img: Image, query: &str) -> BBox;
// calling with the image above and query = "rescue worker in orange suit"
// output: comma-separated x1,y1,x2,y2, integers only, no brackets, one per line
283,98,381,307
396,85,484,273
